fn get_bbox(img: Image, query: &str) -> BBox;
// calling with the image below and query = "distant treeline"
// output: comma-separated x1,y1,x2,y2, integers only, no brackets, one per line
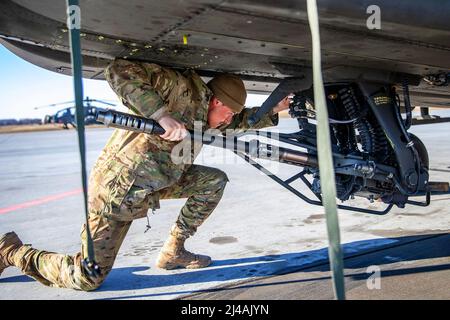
0,119,42,126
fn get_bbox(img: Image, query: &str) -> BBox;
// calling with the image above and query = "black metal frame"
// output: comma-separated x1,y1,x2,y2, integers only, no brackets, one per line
233,149,395,215
237,72,447,215
231,121,445,214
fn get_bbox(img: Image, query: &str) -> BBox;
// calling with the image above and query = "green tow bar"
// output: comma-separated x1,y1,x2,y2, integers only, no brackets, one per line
66,0,100,278
307,0,346,300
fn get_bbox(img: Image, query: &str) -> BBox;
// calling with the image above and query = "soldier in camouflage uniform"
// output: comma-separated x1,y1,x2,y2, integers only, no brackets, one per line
0,58,290,291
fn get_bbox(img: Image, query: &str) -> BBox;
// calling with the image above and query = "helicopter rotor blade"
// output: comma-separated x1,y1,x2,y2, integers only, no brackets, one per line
34,98,118,110
87,99,117,106
34,100,75,110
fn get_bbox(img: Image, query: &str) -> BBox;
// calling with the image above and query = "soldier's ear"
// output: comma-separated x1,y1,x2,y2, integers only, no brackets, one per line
210,96,222,107
215,97,224,107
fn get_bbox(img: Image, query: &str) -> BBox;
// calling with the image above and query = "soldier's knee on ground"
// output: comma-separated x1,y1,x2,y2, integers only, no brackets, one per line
81,282,102,292
73,256,110,292
78,274,107,292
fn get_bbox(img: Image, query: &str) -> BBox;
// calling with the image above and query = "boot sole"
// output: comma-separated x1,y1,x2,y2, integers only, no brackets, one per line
0,233,12,277
157,263,210,270
156,259,212,270
0,232,23,277
0,265,5,277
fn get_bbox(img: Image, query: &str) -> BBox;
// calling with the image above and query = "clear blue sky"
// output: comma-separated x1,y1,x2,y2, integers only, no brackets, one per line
0,44,268,120
0,44,120,120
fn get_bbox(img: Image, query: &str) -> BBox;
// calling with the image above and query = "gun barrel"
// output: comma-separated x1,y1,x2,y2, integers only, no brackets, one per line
279,148,318,167
96,109,318,168
96,110,166,135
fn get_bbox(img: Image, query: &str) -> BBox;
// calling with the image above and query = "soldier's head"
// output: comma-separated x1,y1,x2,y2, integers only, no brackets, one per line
207,74,246,128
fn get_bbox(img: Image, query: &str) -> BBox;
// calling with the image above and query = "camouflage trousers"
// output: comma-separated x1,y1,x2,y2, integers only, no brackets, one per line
12,165,228,291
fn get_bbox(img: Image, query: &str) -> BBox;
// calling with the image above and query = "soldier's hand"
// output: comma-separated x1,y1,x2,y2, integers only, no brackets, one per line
158,115,188,141
272,94,293,113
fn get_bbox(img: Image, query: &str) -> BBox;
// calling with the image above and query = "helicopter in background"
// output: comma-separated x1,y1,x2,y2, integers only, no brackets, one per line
37,97,116,129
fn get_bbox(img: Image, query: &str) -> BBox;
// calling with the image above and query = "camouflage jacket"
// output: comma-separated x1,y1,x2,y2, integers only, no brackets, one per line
90,58,278,220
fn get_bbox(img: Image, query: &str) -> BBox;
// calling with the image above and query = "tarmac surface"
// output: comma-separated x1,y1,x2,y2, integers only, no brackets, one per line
0,115,449,300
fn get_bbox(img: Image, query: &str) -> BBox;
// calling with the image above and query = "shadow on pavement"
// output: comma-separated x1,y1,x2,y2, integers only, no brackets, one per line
0,275,34,283
94,232,450,299
2,233,449,299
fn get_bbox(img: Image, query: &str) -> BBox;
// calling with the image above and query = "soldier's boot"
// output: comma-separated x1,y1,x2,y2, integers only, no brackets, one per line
0,232,23,277
156,226,211,270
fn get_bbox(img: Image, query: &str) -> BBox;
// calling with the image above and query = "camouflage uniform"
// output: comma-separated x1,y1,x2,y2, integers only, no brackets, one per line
10,59,278,291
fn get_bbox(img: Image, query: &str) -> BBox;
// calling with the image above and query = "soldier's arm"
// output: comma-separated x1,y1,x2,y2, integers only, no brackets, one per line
218,95,291,132
218,107,279,132
104,58,179,119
